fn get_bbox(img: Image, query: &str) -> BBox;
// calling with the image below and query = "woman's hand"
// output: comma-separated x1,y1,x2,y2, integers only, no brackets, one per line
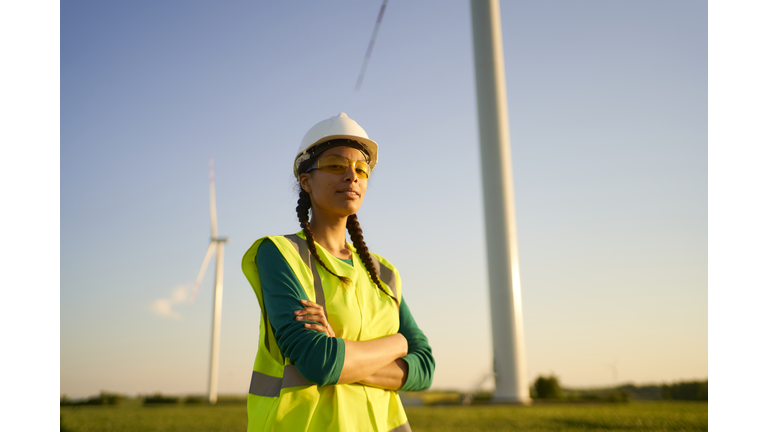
295,299,336,338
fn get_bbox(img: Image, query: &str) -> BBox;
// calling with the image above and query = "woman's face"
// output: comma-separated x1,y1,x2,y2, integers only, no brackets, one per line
299,146,368,219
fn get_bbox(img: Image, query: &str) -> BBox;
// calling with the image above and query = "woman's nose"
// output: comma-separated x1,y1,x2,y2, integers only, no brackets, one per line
343,166,358,182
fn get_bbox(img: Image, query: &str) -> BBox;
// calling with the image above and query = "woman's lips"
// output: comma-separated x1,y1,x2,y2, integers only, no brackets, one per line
337,189,360,199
